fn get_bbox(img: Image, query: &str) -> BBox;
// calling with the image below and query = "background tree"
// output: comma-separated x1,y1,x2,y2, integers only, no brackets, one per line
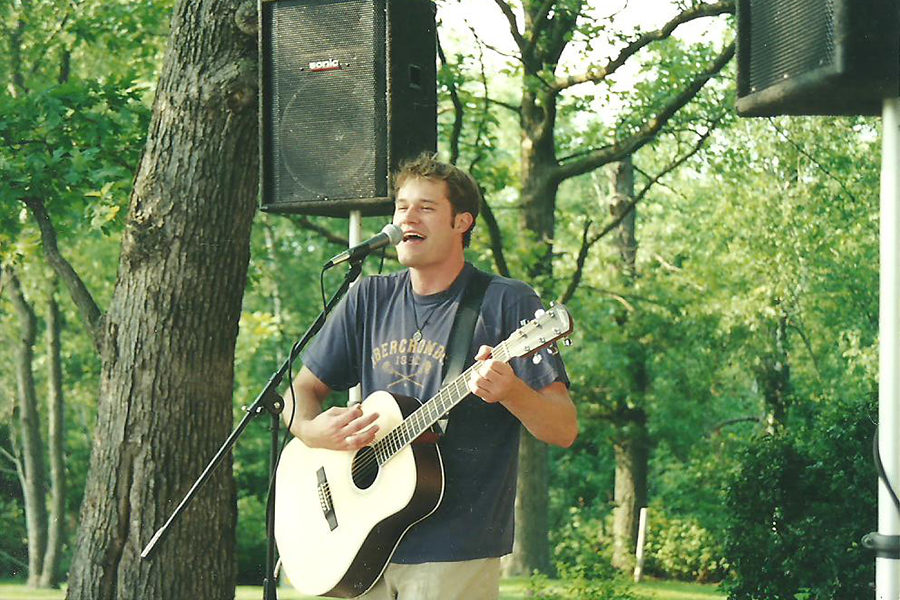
439,0,735,574
1,0,168,586
5,0,258,597
61,0,258,596
4,267,47,587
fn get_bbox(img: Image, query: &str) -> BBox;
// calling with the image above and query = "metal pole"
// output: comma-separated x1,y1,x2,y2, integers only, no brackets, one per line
349,210,363,407
878,97,900,600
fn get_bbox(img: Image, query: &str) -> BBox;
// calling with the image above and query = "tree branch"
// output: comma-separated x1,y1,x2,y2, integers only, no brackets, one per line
485,96,521,113
559,113,723,301
552,0,734,92
786,318,823,380
554,40,734,182
290,216,398,261
522,0,556,60
491,0,527,52
709,416,761,436
478,198,511,278
542,3,580,68
559,219,592,305
21,197,104,352
768,118,861,205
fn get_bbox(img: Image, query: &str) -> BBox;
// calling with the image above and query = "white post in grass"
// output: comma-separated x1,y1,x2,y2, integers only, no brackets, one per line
633,506,648,583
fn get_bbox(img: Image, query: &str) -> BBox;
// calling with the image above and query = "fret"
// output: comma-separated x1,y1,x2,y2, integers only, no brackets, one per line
374,304,571,463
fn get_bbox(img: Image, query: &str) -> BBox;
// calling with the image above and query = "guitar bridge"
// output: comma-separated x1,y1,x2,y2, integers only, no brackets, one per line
316,467,338,531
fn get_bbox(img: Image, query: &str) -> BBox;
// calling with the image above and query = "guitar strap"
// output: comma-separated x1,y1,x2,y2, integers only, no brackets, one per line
435,267,493,434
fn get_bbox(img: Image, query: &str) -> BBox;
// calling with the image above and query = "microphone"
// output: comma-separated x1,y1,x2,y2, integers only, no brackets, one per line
324,224,402,269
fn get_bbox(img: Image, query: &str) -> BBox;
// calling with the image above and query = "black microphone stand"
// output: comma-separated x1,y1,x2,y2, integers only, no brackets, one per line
141,259,365,600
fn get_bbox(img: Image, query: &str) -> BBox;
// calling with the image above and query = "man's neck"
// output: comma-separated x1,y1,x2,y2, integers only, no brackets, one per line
409,258,466,296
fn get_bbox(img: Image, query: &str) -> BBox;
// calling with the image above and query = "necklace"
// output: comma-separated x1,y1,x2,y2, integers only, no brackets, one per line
411,289,441,343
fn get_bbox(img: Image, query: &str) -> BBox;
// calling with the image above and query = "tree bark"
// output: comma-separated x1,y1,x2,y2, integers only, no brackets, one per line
611,418,649,570
505,88,560,579
5,267,49,587
64,1,258,598
507,428,552,576
608,158,650,572
759,306,791,433
40,281,66,588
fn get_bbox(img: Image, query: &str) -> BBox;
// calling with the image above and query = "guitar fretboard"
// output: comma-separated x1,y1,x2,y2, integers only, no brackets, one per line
371,340,514,465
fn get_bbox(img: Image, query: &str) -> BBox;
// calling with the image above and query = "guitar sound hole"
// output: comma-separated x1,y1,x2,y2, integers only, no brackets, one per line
351,447,379,490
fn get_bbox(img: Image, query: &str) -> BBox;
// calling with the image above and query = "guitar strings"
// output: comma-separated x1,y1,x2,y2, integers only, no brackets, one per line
347,341,515,480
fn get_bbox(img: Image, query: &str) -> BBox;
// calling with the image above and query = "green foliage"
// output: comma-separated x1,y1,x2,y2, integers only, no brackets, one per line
0,80,149,228
722,397,876,600
643,510,728,583
551,506,615,581
235,494,268,585
527,570,637,600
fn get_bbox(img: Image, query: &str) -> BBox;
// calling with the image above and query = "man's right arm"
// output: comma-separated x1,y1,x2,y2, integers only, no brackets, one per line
283,366,380,451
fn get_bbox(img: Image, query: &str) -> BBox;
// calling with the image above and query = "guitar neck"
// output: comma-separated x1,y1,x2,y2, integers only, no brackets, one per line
373,340,515,464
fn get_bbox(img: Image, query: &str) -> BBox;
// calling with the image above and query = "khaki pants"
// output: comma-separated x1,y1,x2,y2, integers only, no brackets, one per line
357,557,501,600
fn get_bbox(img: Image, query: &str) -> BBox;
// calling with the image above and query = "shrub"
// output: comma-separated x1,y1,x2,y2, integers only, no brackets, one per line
722,397,876,599
644,510,728,582
551,506,617,581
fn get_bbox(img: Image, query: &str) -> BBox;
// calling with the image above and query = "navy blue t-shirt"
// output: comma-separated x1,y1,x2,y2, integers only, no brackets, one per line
301,263,568,562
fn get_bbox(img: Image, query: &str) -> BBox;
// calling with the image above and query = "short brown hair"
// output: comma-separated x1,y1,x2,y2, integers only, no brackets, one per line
393,153,481,247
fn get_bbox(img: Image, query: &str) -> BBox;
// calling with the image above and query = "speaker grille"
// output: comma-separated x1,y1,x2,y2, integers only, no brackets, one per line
746,0,836,93
261,0,436,216
736,0,899,116
265,0,386,204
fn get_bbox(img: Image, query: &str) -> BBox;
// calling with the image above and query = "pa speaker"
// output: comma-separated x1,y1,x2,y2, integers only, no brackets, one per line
736,0,899,117
260,0,437,216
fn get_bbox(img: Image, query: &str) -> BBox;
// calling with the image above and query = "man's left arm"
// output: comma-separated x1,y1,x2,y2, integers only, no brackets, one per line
468,345,578,448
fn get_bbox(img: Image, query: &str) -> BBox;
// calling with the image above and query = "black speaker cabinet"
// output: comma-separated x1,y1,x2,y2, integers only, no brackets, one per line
260,0,437,216
736,0,899,117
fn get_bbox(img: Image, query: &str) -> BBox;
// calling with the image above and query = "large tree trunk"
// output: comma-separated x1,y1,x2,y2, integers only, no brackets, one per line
64,1,258,598
608,158,651,571
759,307,791,433
6,268,49,588
507,429,552,575
40,282,65,588
611,418,649,570
505,102,561,576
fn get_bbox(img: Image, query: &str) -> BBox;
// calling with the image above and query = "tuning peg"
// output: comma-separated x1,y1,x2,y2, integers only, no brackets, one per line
534,308,546,319
563,338,573,347
547,345,559,356
532,353,543,365
520,318,529,327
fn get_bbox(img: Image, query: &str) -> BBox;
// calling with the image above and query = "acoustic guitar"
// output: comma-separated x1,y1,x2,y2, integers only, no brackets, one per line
274,304,573,598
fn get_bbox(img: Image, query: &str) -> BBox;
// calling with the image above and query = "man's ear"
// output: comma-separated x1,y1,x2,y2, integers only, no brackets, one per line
454,211,474,234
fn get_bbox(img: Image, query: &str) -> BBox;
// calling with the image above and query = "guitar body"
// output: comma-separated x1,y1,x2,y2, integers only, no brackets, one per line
274,391,444,598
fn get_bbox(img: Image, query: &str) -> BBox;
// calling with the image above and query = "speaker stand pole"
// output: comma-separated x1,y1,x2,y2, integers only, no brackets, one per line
347,210,364,407
876,97,900,600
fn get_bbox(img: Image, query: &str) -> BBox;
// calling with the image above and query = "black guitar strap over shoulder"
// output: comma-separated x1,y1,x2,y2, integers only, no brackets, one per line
436,268,493,433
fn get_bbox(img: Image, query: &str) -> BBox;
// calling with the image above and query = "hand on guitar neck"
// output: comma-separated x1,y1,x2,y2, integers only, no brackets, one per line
467,344,529,405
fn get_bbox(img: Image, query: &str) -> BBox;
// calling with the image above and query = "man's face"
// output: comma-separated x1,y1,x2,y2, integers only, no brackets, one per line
393,177,472,270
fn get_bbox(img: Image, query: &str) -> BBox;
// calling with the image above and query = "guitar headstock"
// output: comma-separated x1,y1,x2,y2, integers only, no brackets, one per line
505,304,574,360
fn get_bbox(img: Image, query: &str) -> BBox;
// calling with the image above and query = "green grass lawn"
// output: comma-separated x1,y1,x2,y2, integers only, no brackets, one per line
0,578,724,600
